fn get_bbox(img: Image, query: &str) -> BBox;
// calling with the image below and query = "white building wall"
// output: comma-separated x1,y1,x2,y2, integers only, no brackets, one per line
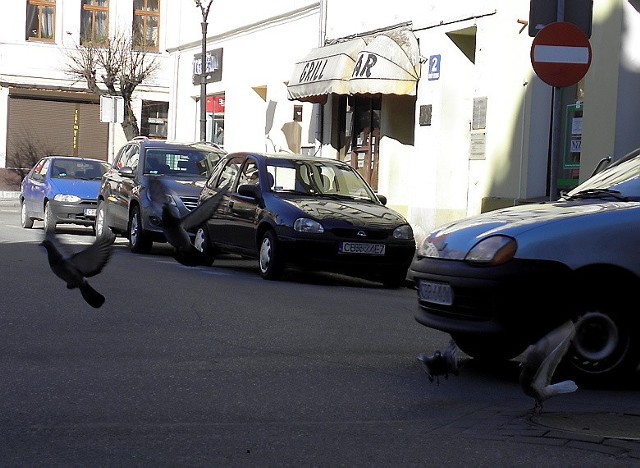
317,0,547,243
163,0,640,248
0,0,173,167
167,2,320,153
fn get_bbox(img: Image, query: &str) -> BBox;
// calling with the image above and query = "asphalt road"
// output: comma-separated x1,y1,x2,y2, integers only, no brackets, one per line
0,199,639,466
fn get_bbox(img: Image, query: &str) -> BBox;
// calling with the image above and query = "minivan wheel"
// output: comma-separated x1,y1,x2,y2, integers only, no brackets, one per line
194,226,216,266
259,230,283,280
129,205,153,254
20,201,34,228
95,201,108,239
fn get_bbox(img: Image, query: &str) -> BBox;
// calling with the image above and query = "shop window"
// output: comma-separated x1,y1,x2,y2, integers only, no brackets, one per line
141,100,168,139
81,0,109,45
133,0,159,51
26,0,56,42
206,93,225,147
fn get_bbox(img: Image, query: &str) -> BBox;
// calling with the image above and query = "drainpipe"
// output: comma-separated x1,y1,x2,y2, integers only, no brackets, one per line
314,0,327,154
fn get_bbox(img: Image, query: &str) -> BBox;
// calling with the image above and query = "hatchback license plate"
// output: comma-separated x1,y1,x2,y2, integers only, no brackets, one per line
418,280,453,306
84,208,96,217
339,242,385,255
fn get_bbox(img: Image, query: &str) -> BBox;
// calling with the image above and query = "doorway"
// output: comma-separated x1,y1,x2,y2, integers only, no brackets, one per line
343,95,381,191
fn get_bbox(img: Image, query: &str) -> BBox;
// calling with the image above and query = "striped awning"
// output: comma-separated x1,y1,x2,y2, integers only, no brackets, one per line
287,28,421,103
287,38,367,103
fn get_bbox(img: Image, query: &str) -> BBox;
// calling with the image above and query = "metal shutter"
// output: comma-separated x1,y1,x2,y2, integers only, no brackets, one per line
7,96,108,169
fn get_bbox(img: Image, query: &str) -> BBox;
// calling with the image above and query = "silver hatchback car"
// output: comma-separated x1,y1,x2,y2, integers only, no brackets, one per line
410,147,640,385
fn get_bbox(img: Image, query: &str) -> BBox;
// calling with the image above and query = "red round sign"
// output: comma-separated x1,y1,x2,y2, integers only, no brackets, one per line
530,22,592,87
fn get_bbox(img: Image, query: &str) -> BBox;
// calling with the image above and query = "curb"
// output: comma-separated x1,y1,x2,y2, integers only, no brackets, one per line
0,191,20,206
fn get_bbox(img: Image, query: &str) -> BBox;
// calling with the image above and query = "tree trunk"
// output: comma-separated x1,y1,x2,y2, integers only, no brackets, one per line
121,103,140,140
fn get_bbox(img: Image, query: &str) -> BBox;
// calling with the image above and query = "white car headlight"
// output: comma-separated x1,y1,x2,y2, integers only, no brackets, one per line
393,224,414,240
465,235,517,265
294,218,324,233
417,240,440,258
53,194,81,203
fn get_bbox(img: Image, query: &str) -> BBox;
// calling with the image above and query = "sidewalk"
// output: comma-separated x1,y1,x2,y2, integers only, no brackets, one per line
0,191,20,205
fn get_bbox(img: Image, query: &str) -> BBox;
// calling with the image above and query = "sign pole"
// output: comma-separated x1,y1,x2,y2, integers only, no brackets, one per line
548,0,565,201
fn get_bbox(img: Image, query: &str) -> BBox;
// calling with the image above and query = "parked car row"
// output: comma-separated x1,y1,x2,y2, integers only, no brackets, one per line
89,139,416,287
18,137,414,287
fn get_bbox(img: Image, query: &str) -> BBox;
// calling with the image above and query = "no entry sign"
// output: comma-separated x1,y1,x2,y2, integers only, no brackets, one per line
530,22,592,87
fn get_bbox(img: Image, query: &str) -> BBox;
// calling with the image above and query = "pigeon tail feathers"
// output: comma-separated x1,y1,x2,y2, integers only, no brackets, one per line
547,380,578,395
79,282,106,308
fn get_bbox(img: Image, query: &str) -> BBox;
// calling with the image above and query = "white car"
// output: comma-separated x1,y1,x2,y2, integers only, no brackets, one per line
409,147,640,384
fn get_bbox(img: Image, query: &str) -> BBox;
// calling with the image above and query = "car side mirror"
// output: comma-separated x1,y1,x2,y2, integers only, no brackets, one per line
118,166,135,178
238,184,261,200
376,194,387,205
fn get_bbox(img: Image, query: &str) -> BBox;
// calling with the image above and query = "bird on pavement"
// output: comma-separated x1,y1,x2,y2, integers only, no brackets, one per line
153,182,228,266
519,320,578,413
40,230,114,308
417,339,460,385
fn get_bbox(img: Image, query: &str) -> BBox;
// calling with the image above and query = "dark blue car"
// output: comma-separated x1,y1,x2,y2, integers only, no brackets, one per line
194,152,416,287
20,156,109,232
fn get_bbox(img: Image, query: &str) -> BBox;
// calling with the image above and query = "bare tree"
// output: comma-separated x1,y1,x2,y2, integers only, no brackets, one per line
5,135,55,187
63,30,161,140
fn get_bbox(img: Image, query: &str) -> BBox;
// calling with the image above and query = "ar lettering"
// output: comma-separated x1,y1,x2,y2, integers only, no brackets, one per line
352,53,377,78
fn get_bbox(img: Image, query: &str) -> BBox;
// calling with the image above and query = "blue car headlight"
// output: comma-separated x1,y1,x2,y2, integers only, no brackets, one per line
294,218,324,233
53,194,81,203
465,235,517,265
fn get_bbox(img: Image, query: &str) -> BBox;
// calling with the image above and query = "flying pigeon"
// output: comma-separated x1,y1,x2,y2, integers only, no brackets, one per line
519,320,578,413
156,185,228,266
417,339,460,385
40,230,114,308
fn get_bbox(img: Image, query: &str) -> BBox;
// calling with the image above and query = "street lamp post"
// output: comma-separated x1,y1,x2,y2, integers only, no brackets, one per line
195,0,214,142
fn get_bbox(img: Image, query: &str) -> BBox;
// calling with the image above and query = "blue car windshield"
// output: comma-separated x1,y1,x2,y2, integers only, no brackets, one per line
565,154,640,200
266,159,378,201
52,160,108,180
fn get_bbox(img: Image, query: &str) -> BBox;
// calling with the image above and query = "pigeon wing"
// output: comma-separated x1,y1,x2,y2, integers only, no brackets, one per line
161,203,191,250
147,177,168,204
532,321,576,389
68,234,114,277
181,186,228,232
416,353,435,382
443,339,459,375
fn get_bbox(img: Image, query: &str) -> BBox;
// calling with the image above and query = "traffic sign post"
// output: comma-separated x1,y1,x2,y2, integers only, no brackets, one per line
530,21,593,201
530,21,592,87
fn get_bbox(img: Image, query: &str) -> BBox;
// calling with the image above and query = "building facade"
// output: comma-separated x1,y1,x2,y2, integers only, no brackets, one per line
3,0,640,247
0,0,173,188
